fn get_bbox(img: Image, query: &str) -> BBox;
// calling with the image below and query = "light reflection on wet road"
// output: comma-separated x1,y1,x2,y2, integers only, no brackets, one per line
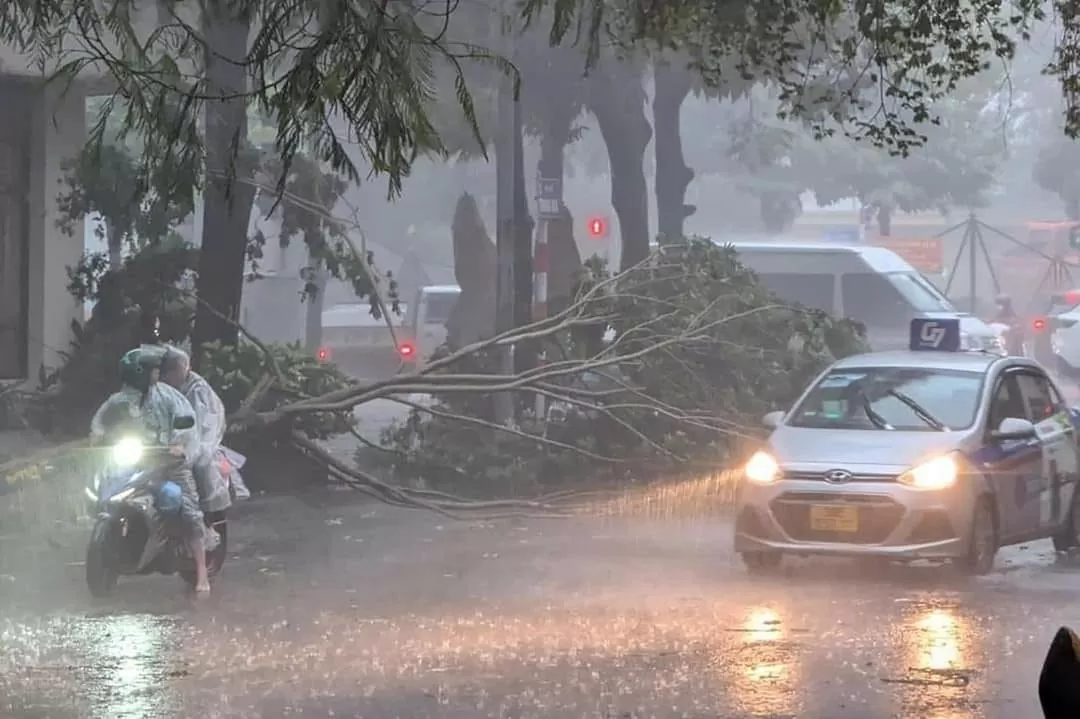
2,495,1077,718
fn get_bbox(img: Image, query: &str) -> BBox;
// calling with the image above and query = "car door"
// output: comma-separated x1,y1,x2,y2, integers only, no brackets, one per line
983,371,1044,540
1014,370,1079,532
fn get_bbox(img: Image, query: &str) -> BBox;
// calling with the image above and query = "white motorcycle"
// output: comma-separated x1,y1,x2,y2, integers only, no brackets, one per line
84,417,227,597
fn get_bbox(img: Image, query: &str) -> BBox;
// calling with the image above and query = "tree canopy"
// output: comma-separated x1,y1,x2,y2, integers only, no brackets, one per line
0,0,1069,204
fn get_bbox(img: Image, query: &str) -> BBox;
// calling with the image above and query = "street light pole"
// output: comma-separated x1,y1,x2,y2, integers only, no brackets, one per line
493,1,517,425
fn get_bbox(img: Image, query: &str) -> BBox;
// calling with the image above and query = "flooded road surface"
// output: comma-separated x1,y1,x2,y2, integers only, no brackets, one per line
2,489,1077,718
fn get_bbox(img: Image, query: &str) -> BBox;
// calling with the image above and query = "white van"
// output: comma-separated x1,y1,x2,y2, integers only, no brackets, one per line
404,285,461,365
726,241,1003,352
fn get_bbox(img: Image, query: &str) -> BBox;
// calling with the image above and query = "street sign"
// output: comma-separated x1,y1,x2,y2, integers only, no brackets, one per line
873,236,945,274
538,177,562,200
536,176,562,219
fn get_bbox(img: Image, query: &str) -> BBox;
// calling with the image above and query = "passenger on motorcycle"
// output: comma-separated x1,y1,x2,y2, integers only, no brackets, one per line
159,346,236,513
89,347,212,595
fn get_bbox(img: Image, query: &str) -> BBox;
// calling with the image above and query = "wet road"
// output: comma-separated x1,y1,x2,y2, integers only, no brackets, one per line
1,490,1076,718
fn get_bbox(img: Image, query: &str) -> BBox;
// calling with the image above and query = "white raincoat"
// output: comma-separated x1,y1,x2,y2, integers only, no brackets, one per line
179,371,234,512
90,384,199,461
90,383,212,543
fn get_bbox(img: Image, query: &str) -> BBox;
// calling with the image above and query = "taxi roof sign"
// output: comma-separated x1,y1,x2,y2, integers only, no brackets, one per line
909,318,961,352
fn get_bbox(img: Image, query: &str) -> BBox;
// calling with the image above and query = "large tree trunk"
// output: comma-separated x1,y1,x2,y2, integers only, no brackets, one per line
191,6,255,366
589,64,652,270
653,64,695,242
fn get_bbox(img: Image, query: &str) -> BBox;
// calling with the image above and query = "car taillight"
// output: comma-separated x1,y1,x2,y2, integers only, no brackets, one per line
397,341,417,361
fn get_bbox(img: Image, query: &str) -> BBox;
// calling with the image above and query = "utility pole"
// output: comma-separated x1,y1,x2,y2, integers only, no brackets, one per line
493,1,517,425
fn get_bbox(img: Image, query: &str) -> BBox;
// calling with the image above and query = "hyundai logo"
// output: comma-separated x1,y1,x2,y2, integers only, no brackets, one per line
824,469,853,484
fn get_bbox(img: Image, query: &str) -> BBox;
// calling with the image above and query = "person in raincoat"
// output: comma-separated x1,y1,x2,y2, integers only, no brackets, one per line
160,346,247,508
89,346,213,594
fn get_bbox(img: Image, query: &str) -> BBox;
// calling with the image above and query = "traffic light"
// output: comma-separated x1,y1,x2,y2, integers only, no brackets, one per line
397,340,417,361
586,216,608,239
1070,224,1080,250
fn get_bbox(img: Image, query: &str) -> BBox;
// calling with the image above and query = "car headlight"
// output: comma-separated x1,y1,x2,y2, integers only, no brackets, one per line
111,437,145,467
898,454,958,490
745,450,780,485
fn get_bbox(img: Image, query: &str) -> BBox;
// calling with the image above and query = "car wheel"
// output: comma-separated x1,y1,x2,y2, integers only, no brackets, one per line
954,497,997,576
741,551,782,574
1052,490,1080,552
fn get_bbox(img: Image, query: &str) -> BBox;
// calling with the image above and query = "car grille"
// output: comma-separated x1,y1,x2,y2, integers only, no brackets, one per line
769,492,905,544
781,470,896,483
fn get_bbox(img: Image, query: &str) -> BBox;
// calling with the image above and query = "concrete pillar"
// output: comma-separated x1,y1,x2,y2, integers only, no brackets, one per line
26,81,86,381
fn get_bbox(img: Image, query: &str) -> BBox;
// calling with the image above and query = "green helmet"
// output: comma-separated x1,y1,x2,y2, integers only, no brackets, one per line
118,347,164,391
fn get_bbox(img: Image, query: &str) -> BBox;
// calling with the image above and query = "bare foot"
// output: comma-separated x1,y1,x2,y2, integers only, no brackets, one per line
194,580,211,596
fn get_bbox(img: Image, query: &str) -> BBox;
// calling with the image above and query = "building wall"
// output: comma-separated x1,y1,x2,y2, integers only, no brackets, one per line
24,80,86,382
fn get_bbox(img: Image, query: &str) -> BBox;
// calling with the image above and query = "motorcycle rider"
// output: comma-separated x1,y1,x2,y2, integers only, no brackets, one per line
993,294,1025,355
159,345,238,512
89,346,212,595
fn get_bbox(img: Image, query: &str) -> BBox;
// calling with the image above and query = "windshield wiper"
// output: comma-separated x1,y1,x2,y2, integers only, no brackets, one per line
886,389,948,431
856,388,893,430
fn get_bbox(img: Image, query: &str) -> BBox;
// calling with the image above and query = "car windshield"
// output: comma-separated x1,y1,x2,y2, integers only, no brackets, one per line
421,292,460,324
789,367,984,431
886,272,956,313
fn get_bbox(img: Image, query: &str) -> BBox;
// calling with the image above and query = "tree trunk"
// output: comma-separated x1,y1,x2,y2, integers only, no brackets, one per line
105,219,123,269
191,6,255,367
653,64,695,242
877,204,893,236
589,65,652,270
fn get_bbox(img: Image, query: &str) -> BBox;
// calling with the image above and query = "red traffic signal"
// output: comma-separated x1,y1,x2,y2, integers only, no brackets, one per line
397,340,417,361
1032,317,1048,332
316,346,330,362
586,216,607,238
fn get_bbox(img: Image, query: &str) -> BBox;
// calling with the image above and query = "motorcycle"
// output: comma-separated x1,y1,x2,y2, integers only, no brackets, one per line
84,416,228,597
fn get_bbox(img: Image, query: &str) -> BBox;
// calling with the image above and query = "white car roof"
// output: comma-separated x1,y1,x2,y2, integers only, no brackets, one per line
718,240,915,273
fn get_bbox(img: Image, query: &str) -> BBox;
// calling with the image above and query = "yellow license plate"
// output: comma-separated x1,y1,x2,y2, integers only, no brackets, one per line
810,504,859,532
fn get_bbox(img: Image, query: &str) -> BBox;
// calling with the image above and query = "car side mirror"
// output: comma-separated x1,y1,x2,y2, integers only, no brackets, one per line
762,410,785,430
173,416,195,431
991,416,1037,441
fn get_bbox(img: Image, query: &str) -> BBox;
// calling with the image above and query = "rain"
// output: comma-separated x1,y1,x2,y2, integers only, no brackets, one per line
3,0,1080,718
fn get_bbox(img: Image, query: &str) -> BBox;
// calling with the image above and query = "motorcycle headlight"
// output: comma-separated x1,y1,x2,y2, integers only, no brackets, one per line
898,454,958,491
745,450,780,485
111,437,145,467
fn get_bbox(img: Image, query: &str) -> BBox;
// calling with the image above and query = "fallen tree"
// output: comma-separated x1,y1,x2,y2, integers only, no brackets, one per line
359,240,867,505
2,238,866,519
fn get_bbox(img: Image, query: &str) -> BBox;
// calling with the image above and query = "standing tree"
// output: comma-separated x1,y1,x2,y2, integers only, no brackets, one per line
191,2,257,359
588,57,652,268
